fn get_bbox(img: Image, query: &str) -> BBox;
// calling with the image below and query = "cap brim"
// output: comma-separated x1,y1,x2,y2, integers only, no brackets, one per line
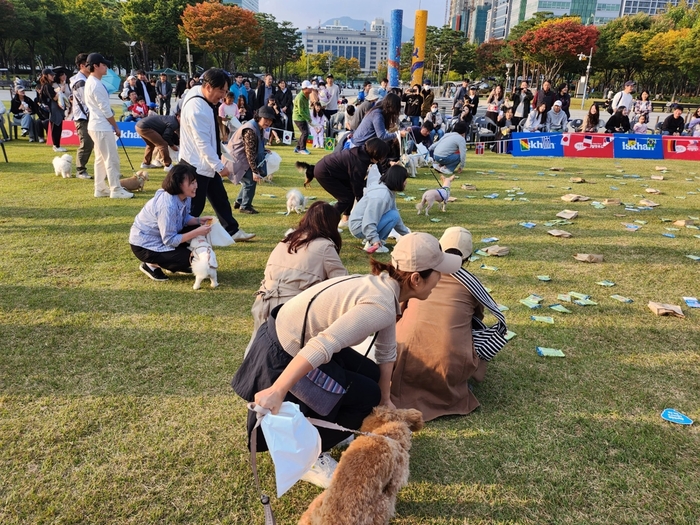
433,252,462,274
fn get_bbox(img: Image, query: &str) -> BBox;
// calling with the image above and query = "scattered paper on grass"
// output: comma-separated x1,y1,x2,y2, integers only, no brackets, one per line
558,293,572,302
520,222,537,228
537,275,552,282
574,253,603,263
480,264,499,271
505,330,517,341
548,229,572,238
662,233,676,238
418,187,428,191
591,202,606,209
648,301,685,318
569,292,590,300
468,255,481,262
674,220,694,227
276,211,287,215
651,174,664,181
611,294,633,303
686,255,700,261
430,218,442,222
461,184,476,190
622,223,641,231
549,304,572,313
531,316,554,324
556,210,578,220
484,193,499,199
639,199,659,207
603,198,621,205
570,177,586,183
634,220,647,225
561,194,590,202
660,409,693,425
498,304,510,312
306,196,317,200
665,227,680,231
683,297,700,308
481,237,499,243
520,298,542,309
646,188,661,194
403,196,416,201
475,249,489,256
447,197,457,202
574,298,598,306
596,280,616,287
537,347,565,357
655,166,668,171
261,193,277,198
484,245,510,256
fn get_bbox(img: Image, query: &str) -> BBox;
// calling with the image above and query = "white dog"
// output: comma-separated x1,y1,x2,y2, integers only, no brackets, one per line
416,174,455,216
286,188,307,215
52,154,73,178
189,236,218,290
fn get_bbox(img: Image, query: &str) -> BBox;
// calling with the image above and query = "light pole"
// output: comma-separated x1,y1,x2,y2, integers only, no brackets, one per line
186,38,193,78
434,51,447,88
579,47,593,109
123,41,136,74
505,62,513,92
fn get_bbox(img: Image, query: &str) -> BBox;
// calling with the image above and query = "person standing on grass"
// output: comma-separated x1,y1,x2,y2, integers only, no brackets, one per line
155,73,173,116
179,68,254,241
83,53,133,199
38,68,65,153
293,80,314,155
69,53,94,179
323,74,341,121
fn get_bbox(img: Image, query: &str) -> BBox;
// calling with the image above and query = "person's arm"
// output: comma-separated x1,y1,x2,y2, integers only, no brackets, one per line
369,111,398,142
241,128,262,180
255,354,314,414
183,101,225,175
322,242,349,278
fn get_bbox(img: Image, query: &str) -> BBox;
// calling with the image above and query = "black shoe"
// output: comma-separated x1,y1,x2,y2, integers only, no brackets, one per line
234,202,241,209
139,262,169,281
239,207,259,214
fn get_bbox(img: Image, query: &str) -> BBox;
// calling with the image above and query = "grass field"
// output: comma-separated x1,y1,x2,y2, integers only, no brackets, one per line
1,130,699,524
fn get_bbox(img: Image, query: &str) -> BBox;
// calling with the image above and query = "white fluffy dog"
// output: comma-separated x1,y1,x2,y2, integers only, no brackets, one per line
416,174,455,216
286,188,307,215
189,236,218,290
52,154,73,178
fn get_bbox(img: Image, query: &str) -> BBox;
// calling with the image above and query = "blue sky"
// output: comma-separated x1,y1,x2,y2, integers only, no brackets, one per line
258,0,446,30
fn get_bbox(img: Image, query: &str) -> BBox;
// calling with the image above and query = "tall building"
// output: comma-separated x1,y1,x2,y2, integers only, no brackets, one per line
620,0,696,15
510,0,622,27
302,20,388,75
222,0,259,11
449,0,492,43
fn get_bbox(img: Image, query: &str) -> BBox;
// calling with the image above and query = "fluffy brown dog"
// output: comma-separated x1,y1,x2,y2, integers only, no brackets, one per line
298,407,424,525
120,170,149,192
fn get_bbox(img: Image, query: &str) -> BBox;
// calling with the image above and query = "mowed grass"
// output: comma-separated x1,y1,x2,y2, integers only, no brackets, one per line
1,127,699,524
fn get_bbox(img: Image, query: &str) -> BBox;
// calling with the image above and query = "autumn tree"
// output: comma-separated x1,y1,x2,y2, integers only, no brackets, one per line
475,39,507,79
179,1,261,71
333,56,361,82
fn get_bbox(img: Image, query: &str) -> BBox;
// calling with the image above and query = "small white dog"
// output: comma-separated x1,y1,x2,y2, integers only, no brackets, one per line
286,188,307,215
189,236,218,290
52,154,73,178
416,174,455,216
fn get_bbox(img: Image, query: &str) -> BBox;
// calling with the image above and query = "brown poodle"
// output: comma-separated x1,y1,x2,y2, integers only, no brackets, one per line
299,406,424,525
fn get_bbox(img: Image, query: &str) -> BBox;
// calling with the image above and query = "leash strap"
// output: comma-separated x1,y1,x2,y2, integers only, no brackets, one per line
118,136,135,172
248,403,277,525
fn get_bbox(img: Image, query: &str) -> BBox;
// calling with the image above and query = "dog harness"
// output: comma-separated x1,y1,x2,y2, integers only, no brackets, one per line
436,186,450,202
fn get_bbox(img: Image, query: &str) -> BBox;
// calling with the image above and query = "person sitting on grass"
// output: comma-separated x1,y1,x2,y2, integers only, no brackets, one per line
129,164,214,282
429,121,467,175
349,165,411,253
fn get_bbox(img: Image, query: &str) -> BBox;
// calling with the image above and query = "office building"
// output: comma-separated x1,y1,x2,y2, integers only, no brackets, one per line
302,20,388,74
620,0,696,15
222,0,259,11
449,0,492,43
510,0,622,27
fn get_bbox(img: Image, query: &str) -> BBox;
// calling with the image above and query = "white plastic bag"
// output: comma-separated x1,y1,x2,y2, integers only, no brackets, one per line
259,401,321,497
206,218,234,247
265,151,282,176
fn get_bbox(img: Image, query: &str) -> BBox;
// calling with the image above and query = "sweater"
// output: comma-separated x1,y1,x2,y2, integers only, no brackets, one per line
429,132,466,168
292,91,310,122
351,109,397,147
348,183,409,245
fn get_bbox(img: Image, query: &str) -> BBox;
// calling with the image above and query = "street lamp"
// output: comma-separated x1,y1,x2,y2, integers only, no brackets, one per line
579,47,593,110
505,62,513,92
123,41,136,74
434,51,447,88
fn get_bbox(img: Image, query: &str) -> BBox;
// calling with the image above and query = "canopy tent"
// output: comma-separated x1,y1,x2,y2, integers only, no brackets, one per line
147,68,188,78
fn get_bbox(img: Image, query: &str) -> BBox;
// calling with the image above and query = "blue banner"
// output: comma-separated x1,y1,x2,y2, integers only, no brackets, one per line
511,132,564,157
115,122,146,148
613,134,663,159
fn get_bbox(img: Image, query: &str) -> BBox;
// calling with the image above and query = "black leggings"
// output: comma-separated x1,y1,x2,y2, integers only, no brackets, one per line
48,121,62,147
130,244,192,273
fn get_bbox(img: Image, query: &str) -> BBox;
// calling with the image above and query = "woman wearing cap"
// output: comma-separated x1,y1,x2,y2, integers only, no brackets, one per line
349,165,411,253
224,105,276,214
38,68,65,152
391,227,508,421
232,231,461,487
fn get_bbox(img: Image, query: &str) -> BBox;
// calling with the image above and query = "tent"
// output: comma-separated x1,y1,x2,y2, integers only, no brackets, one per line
147,68,188,78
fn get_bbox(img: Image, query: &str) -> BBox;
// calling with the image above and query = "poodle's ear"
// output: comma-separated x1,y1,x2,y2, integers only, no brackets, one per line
403,409,424,432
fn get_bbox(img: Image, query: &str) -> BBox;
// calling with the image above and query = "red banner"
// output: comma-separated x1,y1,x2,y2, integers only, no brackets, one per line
47,121,80,146
561,133,614,158
662,136,700,161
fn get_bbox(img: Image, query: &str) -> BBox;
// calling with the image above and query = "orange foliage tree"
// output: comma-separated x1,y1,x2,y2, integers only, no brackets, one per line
180,1,261,71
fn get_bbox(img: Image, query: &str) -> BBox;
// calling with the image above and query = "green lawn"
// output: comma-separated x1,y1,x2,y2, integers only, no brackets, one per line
0,134,699,524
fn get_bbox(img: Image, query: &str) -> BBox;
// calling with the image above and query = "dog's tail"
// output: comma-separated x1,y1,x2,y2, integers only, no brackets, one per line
295,161,315,187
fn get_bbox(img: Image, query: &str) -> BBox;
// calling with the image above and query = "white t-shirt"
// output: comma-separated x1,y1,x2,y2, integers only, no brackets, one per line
324,83,341,111
84,76,114,132
612,91,633,113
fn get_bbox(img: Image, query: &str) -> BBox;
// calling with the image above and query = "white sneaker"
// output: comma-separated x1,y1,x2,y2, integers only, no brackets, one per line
231,229,255,241
432,162,441,170
338,218,349,228
163,165,172,172
374,243,389,253
53,146,67,152
38,138,45,143
94,190,110,198
110,187,134,199
363,241,388,253
438,165,454,175
300,452,337,489
140,163,156,169
151,160,163,167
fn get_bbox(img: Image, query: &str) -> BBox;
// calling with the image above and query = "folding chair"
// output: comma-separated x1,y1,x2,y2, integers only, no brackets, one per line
0,138,8,163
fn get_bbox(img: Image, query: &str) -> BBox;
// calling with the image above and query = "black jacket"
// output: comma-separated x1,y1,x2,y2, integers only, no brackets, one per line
10,94,39,118
255,84,277,112
155,80,173,99
512,88,533,119
274,88,293,117
314,145,374,203
661,114,685,135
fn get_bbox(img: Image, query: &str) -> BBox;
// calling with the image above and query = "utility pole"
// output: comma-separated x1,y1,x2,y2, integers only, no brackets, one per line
186,38,193,78
579,47,593,110
435,51,447,89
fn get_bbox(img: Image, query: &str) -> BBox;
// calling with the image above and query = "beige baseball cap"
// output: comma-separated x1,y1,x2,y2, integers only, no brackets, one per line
391,232,461,274
439,227,473,259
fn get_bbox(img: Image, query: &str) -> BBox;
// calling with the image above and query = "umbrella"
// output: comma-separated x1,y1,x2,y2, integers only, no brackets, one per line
101,68,122,94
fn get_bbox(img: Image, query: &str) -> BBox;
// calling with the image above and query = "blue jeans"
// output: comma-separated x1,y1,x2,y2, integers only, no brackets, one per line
405,139,417,154
376,209,401,242
236,168,257,209
409,116,421,127
430,129,444,142
433,152,461,172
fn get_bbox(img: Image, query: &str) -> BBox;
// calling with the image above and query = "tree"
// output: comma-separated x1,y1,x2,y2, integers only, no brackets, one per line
0,0,18,68
179,2,261,71
249,13,300,78
333,56,361,82
13,0,47,77
476,39,507,79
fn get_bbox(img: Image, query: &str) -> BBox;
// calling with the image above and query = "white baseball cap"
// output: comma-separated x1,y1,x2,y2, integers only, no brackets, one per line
553,100,563,107
300,80,313,89
391,232,462,274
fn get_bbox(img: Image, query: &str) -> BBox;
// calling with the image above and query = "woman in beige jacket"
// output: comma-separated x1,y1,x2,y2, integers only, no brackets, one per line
244,202,348,355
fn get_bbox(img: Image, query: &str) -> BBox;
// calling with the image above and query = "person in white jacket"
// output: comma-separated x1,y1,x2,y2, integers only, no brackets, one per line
349,165,411,253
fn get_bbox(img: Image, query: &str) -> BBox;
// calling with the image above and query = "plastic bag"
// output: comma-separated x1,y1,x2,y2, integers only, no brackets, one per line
206,218,234,247
258,401,321,497
265,151,282,176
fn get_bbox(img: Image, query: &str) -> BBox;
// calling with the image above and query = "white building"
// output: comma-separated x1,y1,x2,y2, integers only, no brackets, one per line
222,0,258,11
620,0,696,15
302,19,388,75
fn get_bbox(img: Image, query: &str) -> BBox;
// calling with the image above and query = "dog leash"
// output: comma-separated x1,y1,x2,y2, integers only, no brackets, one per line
118,136,136,172
248,403,278,525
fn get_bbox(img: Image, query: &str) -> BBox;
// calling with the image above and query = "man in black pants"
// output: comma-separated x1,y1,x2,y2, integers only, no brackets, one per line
179,68,255,241
69,53,94,179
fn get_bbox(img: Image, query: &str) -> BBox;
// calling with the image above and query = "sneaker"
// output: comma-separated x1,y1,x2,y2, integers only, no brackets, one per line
151,160,163,167
21,129,28,137
110,187,134,199
231,229,256,241
94,190,110,198
338,218,349,228
437,165,454,175
239,207,259,214
53,146,67,152
432,162,441,170
28,138,35,143
163,165,172,172
38,138,45,143
77,172,92,180
139,262,169,282
300,453,337,489
298,149,310,155
374,244,389,253
233,201,241,210
140,163,156,169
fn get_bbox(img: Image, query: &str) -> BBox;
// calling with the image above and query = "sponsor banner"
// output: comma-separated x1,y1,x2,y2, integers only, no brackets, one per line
614,134,663,159
47,121,80,146
511,132,564,157
561,133,614,158
115,122,146,147
662,136,700,161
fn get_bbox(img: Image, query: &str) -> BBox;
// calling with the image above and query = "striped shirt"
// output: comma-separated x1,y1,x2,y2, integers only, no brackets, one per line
129,189,193,252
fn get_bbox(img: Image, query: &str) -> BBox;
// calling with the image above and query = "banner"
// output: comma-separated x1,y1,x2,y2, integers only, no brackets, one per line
510,132,564,157
47,121,80,146
614,134,663,159
561,133,614,158
662,136,700,161
115,121,146,147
